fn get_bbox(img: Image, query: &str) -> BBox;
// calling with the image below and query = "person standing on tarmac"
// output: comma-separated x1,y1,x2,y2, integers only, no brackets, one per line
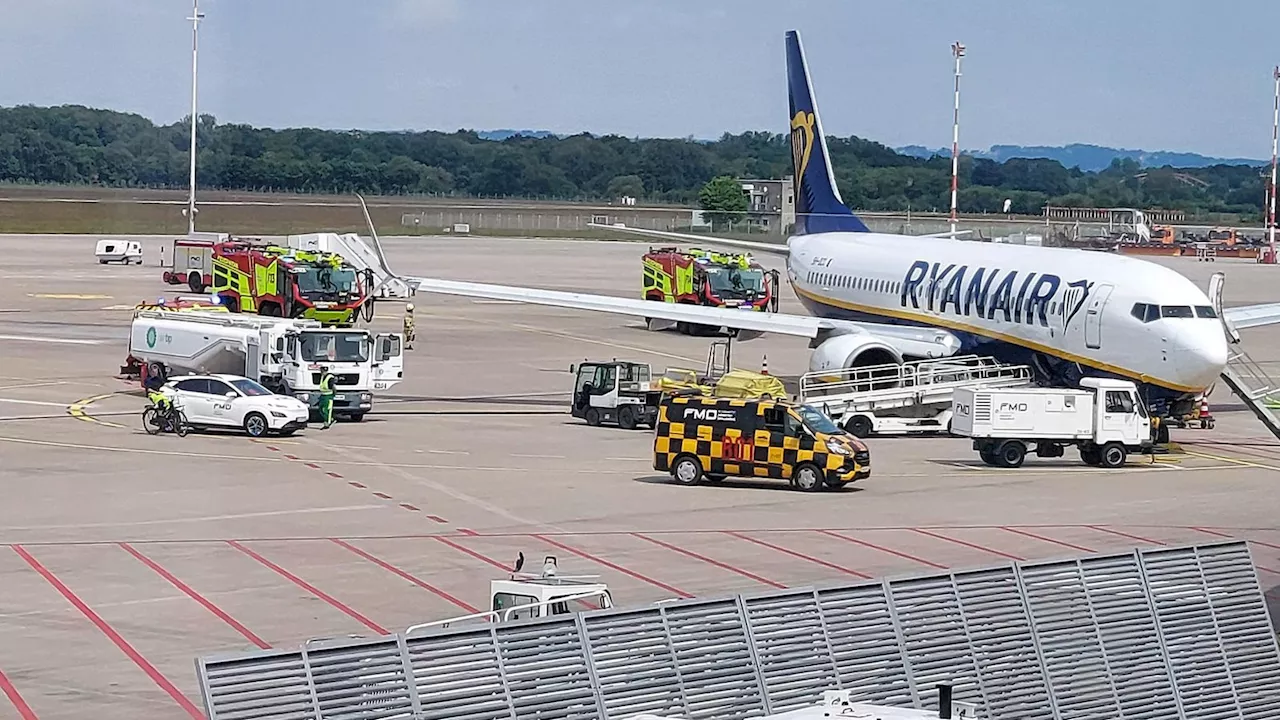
319,366,336,429
404,303,416,350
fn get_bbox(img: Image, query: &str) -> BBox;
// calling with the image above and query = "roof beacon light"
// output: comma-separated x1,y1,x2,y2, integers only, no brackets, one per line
542,556,559,578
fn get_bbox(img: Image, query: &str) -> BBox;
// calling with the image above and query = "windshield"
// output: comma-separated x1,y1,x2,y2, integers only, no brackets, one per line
231,378,274,396
299,332,371,363
1160,305,1194,318
619,364,650,382
797,405,841,435
705,267,764,296
295,267,357,297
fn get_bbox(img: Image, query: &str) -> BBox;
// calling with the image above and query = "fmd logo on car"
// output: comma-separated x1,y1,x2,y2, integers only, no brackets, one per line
998,402,1029,412
683,408,737,422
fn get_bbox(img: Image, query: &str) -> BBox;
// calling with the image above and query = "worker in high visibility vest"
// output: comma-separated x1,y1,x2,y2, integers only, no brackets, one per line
404,303,416,350
319,367,336,429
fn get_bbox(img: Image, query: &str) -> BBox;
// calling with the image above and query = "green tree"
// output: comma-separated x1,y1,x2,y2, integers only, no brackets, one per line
606,174,644,199
698,175,748,227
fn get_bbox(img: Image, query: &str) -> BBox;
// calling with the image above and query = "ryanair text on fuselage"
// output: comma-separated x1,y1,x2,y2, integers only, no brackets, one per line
899,260,1093,330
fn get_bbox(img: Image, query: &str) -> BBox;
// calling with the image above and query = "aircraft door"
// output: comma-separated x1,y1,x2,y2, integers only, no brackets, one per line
1208,272,1240,344
1084,284,1114,350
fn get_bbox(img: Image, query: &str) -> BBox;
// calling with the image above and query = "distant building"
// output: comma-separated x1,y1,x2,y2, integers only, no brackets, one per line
737,177,795,232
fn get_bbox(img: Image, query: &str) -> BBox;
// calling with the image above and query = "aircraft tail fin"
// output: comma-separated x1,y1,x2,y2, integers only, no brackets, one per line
786,30,869,235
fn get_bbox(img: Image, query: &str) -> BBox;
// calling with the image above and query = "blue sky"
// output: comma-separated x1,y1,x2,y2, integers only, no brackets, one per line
1,0,1278,158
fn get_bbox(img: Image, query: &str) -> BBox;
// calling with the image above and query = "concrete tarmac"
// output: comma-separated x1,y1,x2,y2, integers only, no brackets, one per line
0,234,1278,719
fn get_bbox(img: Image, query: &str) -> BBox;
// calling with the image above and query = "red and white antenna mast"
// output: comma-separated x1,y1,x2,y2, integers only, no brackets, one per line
1269,64,1279,259
950,42,965,237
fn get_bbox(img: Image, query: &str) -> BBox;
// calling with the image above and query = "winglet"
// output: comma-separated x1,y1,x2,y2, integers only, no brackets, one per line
786,30,869,235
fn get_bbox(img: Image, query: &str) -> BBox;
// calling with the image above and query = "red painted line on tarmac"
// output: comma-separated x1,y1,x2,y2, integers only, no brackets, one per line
457,528,479,537
330,539,477,613
372,492,392,499
426,515,448,524
265,446,279,452
399,503,420,511
119,542,270,650
284,454,299,460
11,545,204,719
348,481,367,489
1000,527,1095,554
533,534,693,598
1086,525,1166,546
434,536,511,572
326,472,344,479
818,530,947,569
304,462,321,470
911,528,1024,561
225,541,386,635
1190,526,1233,538
723,531,870,579
0,670,37,720
631,532,785,589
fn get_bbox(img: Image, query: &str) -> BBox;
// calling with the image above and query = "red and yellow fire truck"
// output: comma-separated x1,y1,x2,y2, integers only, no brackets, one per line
212,241,371,326
642,247,779,332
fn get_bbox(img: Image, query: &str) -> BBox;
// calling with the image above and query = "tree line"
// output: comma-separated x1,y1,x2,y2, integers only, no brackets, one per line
0,104,1270,219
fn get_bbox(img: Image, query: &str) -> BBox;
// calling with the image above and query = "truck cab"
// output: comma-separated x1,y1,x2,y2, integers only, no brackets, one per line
570,360,660,429
489,556,613,621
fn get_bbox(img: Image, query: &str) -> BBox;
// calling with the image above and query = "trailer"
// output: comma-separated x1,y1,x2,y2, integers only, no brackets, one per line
121,308,403,421
950,377,1152,468
799,355,1034,437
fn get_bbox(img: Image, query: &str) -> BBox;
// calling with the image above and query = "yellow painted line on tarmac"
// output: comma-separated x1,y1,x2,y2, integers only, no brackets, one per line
67,393,127,429
28,293,112,300
1182,448,1280,472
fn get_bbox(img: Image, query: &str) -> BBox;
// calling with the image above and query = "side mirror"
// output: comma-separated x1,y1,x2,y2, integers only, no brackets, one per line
225,391,237,399
569,364,576,374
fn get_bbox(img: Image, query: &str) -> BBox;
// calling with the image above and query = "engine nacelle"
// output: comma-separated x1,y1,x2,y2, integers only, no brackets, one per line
808,333,903,375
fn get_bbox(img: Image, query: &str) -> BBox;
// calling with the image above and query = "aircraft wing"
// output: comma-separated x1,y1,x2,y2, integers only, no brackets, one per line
1223,303,1280,330
407,277,963,359
586,223,789,256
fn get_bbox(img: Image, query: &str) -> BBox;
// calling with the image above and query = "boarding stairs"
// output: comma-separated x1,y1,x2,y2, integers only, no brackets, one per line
799,355,1033,421
1208,274,1280,439
286,195,416,300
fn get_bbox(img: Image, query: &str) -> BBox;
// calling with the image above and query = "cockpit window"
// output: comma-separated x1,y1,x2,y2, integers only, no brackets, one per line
1131,303,1160,323
1195,305,1217,319
1160,305,1194,318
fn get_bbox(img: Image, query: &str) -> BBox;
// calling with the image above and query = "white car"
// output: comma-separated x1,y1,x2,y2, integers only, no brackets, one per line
161,374,309,437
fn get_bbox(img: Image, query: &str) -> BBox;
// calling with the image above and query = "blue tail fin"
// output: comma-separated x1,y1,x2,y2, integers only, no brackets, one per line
786,30,869,235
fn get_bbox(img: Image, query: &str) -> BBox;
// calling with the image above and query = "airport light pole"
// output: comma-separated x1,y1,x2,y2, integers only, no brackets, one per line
950,42,965,237
185,0,204,236
1270,64,1279,258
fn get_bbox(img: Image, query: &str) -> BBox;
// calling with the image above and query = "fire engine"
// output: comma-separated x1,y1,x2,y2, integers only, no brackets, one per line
212,241,372,326
642,247,779,333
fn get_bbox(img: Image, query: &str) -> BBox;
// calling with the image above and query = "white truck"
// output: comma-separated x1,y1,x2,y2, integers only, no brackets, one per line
122,309,404,422
950,377,1151,468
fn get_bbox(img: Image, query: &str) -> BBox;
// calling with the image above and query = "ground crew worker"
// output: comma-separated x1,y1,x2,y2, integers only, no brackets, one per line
403,303,416,350
319,366,336,429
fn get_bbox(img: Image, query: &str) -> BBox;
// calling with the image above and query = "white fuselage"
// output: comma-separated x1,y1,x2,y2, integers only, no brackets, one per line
785,232,1229,397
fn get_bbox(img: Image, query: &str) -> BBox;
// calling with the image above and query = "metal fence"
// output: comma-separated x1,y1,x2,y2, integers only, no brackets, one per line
195,540,1280,720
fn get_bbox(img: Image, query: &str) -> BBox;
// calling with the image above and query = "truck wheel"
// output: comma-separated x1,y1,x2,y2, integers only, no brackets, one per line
188,272,205,293
243,412,268,438
1155,422,1170,445
792,463,825,492
979,448,997,465
996,441,1026,468
672,455,704,485
846,415,873,438
1080,446,1102,466
1099,442,1127,468
705,473,726,484
584,408,602,426
618,405,637,430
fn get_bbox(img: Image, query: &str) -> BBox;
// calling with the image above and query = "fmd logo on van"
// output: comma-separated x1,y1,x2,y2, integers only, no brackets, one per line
998,402,1029,412
683,408,737,422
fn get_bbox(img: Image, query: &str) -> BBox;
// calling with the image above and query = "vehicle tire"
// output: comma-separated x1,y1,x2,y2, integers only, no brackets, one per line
584,408,601,427
173,411,190,437
792,463,825,492
979,448,997,465
618,405,638,430
1099,442,1127,468
705,473,726,483
846,415,874,438
1155,422,1170,445
188,272,205,293
260,303,282,317
243,412,268,438
142,407,162,435
1080,446,1102,466
349,413,365,423
672,455,704,485
996,440,1026,468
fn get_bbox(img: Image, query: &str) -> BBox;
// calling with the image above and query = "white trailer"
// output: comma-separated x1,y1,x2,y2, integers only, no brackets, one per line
800,355,1033,437
95,239,143,264
951,377,1151,468
122,309,404,421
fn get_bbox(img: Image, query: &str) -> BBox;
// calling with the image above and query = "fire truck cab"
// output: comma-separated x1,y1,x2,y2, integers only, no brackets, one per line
642,247,778,334
212,241,371,327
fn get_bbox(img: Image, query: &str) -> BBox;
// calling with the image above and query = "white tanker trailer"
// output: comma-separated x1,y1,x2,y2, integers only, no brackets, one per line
121,308,404,422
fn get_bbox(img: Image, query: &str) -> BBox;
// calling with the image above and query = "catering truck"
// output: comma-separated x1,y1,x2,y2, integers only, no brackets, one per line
950,377,1151,469
121,308,404,422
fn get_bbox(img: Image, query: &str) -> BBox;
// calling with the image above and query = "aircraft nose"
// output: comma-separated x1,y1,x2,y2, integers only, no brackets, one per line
1175,324,1229,391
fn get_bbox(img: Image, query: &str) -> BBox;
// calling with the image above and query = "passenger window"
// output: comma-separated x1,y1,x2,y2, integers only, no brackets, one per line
763,406,786,431
784,413,804,437
1195,305,1217,319
1105,390,1135,413
1160,305,1193,319
207,380,235,397
175,378,209,394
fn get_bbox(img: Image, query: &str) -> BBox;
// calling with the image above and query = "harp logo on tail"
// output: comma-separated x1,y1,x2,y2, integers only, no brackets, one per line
790,110,815,206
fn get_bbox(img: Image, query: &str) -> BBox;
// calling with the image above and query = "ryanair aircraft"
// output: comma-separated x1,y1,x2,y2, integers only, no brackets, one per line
410,30,1280,418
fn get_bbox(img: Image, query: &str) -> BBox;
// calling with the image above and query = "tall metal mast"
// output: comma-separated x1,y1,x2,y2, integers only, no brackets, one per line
949,42,965,237
1269,65,1278,257
186,0,204,236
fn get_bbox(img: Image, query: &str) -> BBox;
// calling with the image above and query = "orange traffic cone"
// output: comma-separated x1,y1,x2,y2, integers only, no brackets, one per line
761,355,769,375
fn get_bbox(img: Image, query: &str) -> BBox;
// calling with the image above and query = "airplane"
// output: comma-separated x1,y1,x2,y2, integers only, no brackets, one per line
402,29,1280,425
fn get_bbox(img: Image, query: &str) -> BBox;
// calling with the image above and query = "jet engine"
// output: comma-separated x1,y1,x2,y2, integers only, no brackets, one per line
808,332,903,375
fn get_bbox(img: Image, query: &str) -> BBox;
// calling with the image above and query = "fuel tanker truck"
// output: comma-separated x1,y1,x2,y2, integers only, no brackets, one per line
120,304,404,422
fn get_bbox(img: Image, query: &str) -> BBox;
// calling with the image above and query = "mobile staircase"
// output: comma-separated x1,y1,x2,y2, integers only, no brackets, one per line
799,355,1034,437
286,194,416,300
1208,273,1280,439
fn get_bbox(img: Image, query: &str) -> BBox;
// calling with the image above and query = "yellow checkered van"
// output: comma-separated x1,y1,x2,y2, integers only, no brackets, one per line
653,394,870,491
